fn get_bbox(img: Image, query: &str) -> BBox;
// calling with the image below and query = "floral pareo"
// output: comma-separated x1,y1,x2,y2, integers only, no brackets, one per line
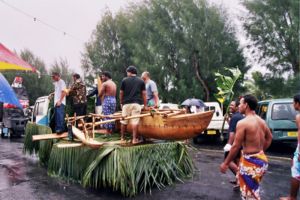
238,151,268,200
102,96,116,131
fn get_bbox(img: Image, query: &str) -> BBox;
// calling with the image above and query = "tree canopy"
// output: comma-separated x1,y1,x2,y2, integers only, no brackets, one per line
81,0,247,103
243,0,299,75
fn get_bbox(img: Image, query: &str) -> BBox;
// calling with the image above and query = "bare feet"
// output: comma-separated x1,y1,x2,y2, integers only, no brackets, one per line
132,139,142,145
120,138,126,144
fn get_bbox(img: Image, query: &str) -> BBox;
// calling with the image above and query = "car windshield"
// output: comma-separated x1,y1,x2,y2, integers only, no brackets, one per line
271,103,297,120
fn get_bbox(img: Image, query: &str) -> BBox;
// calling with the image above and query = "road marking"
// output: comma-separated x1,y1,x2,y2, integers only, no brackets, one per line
198,148,292,161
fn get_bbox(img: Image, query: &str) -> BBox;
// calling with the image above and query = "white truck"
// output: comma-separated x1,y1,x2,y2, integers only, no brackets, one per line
194,102,229,143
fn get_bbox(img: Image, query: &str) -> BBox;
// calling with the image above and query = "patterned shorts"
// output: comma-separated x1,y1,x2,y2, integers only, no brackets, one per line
291,146,300,181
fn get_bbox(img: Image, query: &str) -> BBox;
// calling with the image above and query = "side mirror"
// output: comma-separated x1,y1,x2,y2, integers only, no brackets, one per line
216,111,220,117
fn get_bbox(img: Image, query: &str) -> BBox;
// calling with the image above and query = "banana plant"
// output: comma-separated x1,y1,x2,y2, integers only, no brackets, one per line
214,67,242,140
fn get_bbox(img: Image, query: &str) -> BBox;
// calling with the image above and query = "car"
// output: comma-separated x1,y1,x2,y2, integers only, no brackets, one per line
193,102,229,143
256,98,298,145
32,96,51,126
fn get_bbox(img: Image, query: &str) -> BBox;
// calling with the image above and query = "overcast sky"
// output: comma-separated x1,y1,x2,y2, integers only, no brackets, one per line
0,0,255,76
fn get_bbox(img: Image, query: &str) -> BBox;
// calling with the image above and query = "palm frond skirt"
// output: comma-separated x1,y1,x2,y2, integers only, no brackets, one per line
24,122,194,197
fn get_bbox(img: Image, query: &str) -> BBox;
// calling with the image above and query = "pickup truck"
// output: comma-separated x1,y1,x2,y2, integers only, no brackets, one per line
193,102,229,143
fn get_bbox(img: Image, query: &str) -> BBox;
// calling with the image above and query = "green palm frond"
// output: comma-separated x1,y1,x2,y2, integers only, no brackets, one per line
23,123,56,166
47,142,193,197
23,122,52,155
24,124,194,197
39,139,54,166
23,122,39,155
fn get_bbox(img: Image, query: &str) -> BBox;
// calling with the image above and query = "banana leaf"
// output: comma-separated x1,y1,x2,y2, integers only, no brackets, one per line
214,67,242,136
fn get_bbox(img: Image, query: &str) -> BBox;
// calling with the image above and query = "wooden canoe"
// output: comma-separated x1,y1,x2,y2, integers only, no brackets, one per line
126,110,214,140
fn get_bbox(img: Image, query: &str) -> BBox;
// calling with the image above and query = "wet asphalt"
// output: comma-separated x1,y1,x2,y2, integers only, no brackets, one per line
0,137,295,200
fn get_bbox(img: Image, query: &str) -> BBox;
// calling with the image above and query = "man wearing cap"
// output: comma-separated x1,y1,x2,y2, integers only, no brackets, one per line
141,71,159,108
51,72,66,134
119,66,148,144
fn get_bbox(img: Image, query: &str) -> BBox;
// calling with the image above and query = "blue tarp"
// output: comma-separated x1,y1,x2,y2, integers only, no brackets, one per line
0,73,22,108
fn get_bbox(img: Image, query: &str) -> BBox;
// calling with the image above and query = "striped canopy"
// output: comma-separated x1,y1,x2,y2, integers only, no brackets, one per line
0,43,36,72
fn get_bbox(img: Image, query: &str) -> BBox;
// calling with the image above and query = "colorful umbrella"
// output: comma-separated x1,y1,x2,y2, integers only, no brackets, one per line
0,43,36,72
0,73,22,108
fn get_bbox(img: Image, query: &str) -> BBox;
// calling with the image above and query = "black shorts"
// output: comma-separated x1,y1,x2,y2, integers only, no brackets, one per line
224,148,242,160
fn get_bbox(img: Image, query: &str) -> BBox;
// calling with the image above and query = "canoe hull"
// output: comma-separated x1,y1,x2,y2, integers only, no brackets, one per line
127,111,214,140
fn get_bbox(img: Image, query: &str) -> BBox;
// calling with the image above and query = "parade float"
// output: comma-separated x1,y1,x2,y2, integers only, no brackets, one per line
23,109,213,197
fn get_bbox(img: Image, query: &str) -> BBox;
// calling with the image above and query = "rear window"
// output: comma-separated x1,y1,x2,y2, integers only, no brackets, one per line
271,103,297,120
205,106,215,111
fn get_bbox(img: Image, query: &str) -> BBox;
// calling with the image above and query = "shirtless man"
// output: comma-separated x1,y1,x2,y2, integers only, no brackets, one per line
99,71,117,133
220,94,273,200
280,94,300,200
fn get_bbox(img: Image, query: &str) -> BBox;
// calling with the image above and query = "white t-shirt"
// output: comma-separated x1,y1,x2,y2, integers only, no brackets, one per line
53,79,66,105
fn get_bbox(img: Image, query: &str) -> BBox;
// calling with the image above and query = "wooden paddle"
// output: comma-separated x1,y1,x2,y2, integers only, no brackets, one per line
32,132,68,141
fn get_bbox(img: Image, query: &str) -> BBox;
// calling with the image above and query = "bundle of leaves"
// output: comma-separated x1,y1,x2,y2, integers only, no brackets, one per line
47,141,193,197
23,122,54,166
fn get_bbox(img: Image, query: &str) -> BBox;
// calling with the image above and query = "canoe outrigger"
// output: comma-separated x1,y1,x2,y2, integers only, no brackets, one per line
32,108,214,147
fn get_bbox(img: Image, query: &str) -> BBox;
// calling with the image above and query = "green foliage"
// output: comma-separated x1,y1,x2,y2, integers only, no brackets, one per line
214,67,242,103
23,122,40,155
48,143,89,182
39,139,54,166
23,122,54,166
214,67,242,134
47,142,193,197
243,0,299,75
82,0,247,102
246,71,300,100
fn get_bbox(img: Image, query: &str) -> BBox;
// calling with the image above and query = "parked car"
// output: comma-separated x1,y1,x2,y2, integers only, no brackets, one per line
256,98,298,145
159,103,179,110
32,96,51,126
193,102,229,143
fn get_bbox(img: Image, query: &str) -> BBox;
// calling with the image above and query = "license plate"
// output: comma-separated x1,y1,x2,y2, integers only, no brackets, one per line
287,131,298,137
207,130,216,135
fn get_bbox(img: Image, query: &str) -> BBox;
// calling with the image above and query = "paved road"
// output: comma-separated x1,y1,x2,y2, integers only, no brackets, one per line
0,138,294,200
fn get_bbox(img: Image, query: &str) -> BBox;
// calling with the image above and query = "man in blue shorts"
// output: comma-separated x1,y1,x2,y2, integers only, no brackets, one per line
99,71,117,133
280,94,300,200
